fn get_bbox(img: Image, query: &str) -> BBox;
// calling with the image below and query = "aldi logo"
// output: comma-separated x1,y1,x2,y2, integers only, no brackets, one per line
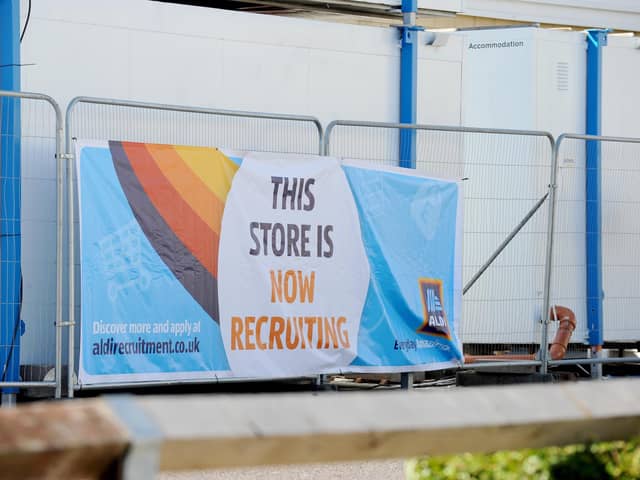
417,278,451,340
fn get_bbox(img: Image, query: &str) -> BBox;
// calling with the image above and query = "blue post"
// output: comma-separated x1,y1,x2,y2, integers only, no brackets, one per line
0,0,22,396
585,29,607,359
398,0,421,169
398,1,421,390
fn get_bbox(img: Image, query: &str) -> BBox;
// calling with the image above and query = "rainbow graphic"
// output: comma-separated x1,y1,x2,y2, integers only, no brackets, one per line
109,141,239,323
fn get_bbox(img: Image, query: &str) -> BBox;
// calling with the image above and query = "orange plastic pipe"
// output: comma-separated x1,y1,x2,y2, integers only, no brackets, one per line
463,306,576,364
549,305,577,361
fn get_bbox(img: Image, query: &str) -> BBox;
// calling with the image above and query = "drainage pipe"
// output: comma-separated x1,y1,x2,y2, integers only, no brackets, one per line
464,306,576,364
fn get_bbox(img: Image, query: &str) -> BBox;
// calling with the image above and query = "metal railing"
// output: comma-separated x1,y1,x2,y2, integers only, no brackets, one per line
3,379,640,478
0,91,64,402
66,97,324,155
546,133,640,375
5,90,640,400
64,96,324,394
325,120,556,370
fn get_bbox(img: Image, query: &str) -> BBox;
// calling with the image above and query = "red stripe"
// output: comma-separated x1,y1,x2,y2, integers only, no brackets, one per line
122,142,219,277
146,144,226,235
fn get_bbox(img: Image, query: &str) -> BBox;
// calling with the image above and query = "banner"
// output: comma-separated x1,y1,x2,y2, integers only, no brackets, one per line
76,141,462,385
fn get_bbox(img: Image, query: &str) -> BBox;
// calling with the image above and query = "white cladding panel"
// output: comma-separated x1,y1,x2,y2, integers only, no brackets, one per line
20,0,463,126
601,37,640,342
535,29,586,138
457,27,588,345
460,27,585,135
461,28,538,130
602,37,640,138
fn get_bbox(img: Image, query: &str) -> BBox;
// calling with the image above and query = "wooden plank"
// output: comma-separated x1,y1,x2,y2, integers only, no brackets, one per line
3,379,640,477
133,379,640,471
0,399,128,480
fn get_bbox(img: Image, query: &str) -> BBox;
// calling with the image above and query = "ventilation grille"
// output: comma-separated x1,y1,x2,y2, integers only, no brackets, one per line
556,62,569,91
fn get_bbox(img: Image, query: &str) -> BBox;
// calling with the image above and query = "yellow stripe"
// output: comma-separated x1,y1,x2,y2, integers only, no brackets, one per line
172,145,239,202
144,144,225,234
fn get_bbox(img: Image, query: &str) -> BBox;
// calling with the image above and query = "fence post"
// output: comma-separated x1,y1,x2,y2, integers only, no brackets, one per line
54,102,64,400
540,135,560,375
323,121,335,157
65,108,76,398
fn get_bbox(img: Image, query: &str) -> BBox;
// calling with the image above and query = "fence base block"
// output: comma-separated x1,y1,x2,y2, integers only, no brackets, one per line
0,394,16,408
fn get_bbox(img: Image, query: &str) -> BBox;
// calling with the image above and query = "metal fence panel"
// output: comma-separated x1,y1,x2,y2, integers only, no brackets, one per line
601,139,640,343
64,97,324,393
548,136,588,355
325,121,555,358
550,135,640,363
66,97,323,155
0,91,63,399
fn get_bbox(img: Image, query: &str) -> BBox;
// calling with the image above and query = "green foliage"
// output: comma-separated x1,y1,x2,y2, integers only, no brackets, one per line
405,439,640,480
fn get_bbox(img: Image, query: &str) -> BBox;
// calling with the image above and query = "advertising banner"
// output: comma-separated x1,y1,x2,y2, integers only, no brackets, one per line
76,141,462,385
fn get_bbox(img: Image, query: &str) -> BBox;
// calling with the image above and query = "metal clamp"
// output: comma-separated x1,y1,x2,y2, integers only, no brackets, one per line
56,321,76,327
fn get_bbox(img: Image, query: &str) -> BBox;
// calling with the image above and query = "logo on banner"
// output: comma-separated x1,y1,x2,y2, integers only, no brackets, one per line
417,278,451,340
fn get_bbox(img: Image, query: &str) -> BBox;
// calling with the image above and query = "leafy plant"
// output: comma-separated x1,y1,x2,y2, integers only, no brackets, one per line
405,439,640,480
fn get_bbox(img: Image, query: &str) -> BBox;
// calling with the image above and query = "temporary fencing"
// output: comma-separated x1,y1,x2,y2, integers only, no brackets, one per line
325,121,556,366
0,91,64,401
64,96,324,394
4,90,640,403
547,134,640,375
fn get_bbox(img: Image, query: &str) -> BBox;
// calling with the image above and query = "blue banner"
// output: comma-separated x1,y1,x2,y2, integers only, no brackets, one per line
76,141,462,385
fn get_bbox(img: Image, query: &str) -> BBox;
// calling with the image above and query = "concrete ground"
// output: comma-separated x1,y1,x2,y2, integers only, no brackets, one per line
158,460,407,480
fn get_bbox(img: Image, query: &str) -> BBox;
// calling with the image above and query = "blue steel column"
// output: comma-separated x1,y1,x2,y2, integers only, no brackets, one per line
585,30,607,373
398,0,422,169
398,0,420,390
0,0,22,397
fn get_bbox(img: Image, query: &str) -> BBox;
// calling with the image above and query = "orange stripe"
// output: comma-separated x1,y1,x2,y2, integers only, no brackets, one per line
145,144,225,235
172,145,239,202
122,142,219,277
